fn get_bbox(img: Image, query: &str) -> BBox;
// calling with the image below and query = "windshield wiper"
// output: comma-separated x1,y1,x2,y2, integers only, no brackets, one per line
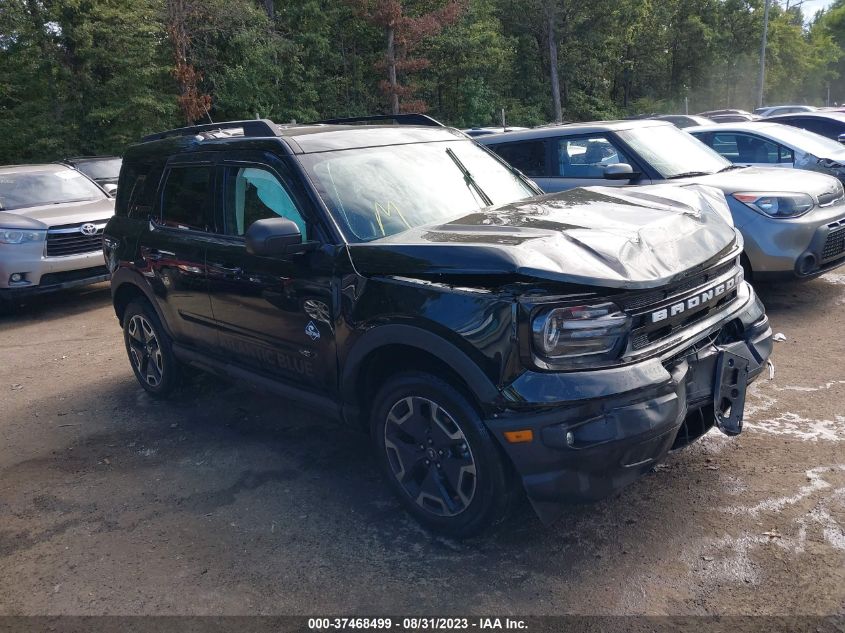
445,148,493,206
666,171,715,179
718,164,745,172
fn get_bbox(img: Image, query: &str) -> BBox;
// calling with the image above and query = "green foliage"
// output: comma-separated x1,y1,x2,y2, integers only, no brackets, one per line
1,0,844,164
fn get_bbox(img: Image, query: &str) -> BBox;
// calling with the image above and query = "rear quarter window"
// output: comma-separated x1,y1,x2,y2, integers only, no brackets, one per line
489,140,547,177
116,161,163,219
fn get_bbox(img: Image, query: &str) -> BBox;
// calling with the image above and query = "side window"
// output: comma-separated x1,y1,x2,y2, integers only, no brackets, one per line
779,145,794,163
557,136,632,178
490,141,546,177
223,166,307,239
713,133,778,163
159,166,214,231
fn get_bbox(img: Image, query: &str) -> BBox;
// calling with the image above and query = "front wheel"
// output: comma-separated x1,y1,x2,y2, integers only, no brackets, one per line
123,298,180,398
371,371,515,538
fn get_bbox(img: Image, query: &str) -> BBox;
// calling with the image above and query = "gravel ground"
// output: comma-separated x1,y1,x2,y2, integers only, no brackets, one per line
0,276,843,617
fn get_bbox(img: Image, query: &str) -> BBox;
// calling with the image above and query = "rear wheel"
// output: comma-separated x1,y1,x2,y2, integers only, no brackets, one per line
123,299,180,398
371,371,514,538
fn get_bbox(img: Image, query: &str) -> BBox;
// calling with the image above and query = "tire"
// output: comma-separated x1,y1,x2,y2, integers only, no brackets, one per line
371,371,515,538
123,298,180,398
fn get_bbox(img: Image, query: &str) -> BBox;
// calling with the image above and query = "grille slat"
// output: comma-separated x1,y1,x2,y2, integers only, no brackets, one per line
822,225,845,261
46,224,104,257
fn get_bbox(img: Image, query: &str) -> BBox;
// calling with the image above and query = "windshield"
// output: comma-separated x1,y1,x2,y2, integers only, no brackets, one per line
616,125,731,178
762,125,845,159
0,168,105,210
300,140,536,242
74,158,122,180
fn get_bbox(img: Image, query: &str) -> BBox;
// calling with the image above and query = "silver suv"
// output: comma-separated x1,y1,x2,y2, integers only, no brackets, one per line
478,120,845,281
0,164,114,307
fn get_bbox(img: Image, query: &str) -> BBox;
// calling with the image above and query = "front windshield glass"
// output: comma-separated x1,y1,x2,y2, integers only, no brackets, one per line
617,125,731,177
75,158,122,180
0,169,105,210
764,125,845,158
300,140,536,242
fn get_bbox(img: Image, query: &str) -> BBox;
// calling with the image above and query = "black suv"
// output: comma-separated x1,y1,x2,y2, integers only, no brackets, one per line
104,118,773,537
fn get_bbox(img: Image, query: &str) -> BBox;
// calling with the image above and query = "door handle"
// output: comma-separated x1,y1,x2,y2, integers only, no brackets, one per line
210,263,243,276
143,248,176,261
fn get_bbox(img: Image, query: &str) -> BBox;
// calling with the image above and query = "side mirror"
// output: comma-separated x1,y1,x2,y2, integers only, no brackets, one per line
837,133,845,145
603,163,640,180
246,217,312,257
103,183,118,196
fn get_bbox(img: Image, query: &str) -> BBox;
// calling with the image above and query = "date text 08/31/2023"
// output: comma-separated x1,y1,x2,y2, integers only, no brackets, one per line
307,618,529,630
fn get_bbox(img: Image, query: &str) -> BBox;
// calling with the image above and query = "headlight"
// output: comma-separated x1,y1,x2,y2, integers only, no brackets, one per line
531,302,630,365
732,192,814,218
0,229,46,244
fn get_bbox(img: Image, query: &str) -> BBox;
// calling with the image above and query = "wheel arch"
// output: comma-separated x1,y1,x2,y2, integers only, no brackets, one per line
110,268,173,337
341,325,502,427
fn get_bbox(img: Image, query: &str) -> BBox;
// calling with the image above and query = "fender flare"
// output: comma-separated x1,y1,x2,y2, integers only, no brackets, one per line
340,324,501,408
110,267,174,338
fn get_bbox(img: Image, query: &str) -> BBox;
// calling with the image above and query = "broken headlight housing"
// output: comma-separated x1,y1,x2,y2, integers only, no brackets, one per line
531,302,630,368
732,192,814,218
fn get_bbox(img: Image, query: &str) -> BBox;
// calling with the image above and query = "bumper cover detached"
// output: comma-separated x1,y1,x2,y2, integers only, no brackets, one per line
485,290,773,523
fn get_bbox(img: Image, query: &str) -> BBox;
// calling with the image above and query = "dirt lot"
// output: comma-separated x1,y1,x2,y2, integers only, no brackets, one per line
0,276,843,617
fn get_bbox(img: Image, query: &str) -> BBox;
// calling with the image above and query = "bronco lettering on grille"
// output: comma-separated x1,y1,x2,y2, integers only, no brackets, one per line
650,275,738,324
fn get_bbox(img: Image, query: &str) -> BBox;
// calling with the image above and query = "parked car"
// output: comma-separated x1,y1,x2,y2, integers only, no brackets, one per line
754,105,817,117
697,109,760,123
688,121,845,182
765,111,845,144
0,164,114,308
478,120,845,280
104,118,771,536
649,114,713,129
463,126,528,137
61,156,122,194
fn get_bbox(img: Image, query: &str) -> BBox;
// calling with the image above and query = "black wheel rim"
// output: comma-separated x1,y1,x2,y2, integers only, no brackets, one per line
383,396,477,517
127,314,164,388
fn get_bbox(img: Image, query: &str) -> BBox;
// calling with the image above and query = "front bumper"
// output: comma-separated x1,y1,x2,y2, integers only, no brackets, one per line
484,287,772,520
739,201,845,279
0,241,109,297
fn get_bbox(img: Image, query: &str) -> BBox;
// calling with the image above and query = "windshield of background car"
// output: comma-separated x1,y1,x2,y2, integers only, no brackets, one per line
763,125,845,159
616,125,731,177
300,140,536,242
75,158,122,180
0,168,105,210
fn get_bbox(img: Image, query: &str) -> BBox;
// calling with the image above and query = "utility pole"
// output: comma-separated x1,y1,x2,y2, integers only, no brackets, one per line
756,0,771,109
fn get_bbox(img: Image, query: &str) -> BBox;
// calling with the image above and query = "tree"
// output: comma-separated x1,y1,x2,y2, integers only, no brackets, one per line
352,0,463,114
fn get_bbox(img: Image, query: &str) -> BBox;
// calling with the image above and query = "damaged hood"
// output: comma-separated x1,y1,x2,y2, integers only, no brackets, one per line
347,184,738,290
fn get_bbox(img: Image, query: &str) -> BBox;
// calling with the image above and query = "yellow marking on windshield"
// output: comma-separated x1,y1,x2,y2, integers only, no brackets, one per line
374,201,411,236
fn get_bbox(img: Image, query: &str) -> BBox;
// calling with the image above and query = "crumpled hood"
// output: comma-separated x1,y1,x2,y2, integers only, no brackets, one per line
693,166,843,200
0,198,114,230
347,184,738,290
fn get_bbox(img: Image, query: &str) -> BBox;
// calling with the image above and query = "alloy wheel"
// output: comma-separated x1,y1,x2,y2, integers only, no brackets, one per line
127,314,164,388
383,396,477,517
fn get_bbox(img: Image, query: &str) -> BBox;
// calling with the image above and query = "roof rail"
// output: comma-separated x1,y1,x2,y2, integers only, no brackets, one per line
141,119,281,143
313,114,445,127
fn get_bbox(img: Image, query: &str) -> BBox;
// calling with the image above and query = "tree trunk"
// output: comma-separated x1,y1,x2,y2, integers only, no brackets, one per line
386,26,399,115
547,9,562,123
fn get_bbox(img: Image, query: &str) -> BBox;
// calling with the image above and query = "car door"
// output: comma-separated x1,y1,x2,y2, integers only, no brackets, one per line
540,134,652,193
140,158,219,350
204,153,337,397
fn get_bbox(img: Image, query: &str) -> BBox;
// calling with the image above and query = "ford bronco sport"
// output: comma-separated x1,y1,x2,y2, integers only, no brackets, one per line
104,118,773,536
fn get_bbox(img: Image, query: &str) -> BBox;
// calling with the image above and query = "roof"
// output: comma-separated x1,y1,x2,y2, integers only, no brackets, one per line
685,121,780,134
0,163,76,175
474,119,672,143
63,155,121,163
129,119,467,158
767,111,845,121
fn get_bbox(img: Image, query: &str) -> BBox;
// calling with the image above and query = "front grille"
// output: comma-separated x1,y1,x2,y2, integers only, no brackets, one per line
622,261,742,352
822,220,845,261
618,260,736,312
46,223,104,257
